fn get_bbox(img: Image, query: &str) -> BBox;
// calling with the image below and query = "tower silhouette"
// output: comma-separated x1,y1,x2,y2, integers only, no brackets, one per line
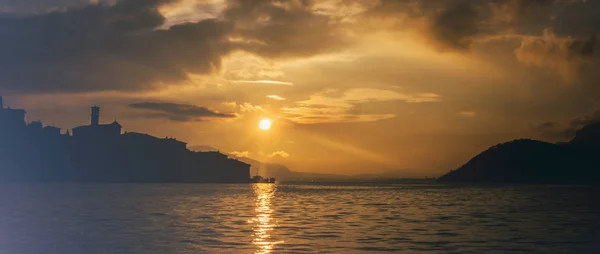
91,106,100,126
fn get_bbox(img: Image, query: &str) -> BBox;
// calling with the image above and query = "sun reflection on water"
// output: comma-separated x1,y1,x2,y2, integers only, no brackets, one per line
250,183,282,254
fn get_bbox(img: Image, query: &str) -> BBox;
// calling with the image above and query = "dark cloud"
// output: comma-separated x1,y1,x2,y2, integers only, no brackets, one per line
365,0,596,51
533,110,600,141
0,0,232,93
427,0,569,50
569,35,597,56
129,102,236,122
363,0,559,50
536,121,558,130
550,0,600,37
530,121,564,140
515,28,598,83
0,0,91,15
568,110,600,132
429,1,482,50
0,0,349,94
224,0,346,58
1,0,599,95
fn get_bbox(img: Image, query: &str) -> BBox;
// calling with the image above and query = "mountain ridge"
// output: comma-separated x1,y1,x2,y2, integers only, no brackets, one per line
438,122,600,184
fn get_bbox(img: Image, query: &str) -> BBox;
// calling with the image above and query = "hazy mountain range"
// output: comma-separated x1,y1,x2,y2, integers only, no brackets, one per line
188,145,426,182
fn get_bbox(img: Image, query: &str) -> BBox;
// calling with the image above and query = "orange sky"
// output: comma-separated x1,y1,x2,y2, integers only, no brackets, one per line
1,0,599,176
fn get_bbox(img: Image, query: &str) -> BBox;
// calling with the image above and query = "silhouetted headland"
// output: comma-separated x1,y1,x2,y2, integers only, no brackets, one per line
0,96,250,183
439,122,600,184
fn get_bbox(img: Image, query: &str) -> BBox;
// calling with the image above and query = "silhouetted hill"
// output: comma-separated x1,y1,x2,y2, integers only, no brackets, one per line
439,123,600,184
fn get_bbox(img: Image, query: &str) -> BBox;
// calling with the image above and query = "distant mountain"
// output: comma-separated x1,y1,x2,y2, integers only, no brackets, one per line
230,156,342,182
354,169,430,180
438,122,600,184
186,146,334,181
228,155,434,182
189,146,434,182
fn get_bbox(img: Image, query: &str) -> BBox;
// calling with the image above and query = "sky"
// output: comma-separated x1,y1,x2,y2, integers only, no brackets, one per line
0,0,598,176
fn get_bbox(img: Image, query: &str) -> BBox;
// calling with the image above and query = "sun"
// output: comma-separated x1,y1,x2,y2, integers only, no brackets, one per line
259,119,272,130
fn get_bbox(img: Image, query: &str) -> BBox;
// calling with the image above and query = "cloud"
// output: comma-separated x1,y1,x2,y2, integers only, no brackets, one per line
0,0,234,93
158,0,226,27
221,52,287,83
230,151,251,158
459,111,476,117
239,102,264,112
530,121,565,140
268,151,289,158
229,80,294,86
0,0,231,92
221,101,237,108
428,1,485,50
266,95,286,101
361,0,599,53
515,29,598,83
532,110,600,141
188,144,219,152
362,0,551,50
223,0,348,58
0,0,340,94
282,88,440,124
129,101,236,122
0,0,94,15
1,0,598,97
566,110,600,137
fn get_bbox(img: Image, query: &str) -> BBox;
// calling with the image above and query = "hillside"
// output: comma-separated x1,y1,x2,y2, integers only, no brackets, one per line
438,123,600,184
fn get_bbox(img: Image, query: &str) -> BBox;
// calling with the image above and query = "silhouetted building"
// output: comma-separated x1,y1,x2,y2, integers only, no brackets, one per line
0,96,250,183
27,121,43,132
72,106,121,138
122,132,187,152
43,126,61,136
91,106,100,126
0,96,26,131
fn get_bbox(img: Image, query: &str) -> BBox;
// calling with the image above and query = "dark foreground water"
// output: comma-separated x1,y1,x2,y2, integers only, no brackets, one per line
0,183,599,253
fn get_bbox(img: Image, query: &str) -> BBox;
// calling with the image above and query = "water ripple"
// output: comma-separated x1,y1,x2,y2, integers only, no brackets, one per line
0,183,598,253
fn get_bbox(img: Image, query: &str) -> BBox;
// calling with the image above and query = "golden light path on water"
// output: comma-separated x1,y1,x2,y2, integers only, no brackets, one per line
250,183,282,254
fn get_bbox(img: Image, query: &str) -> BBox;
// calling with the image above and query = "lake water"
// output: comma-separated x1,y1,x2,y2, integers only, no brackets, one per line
0,183,598,253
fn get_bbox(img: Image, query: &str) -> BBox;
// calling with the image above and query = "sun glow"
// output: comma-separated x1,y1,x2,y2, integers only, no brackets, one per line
259,119,272,130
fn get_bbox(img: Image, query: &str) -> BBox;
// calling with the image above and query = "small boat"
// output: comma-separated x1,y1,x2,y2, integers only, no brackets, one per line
250,175,276,183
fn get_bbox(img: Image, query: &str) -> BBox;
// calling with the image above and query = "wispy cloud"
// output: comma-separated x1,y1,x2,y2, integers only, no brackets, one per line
343,89,441,104
458,111,476,117
221,101,237,108
129,102,236,122
240,102,265,112
268,151,290,158
281,88,441,124
229,80,294,86
532,110,600,141
230,151,252,158
266,95,286,101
